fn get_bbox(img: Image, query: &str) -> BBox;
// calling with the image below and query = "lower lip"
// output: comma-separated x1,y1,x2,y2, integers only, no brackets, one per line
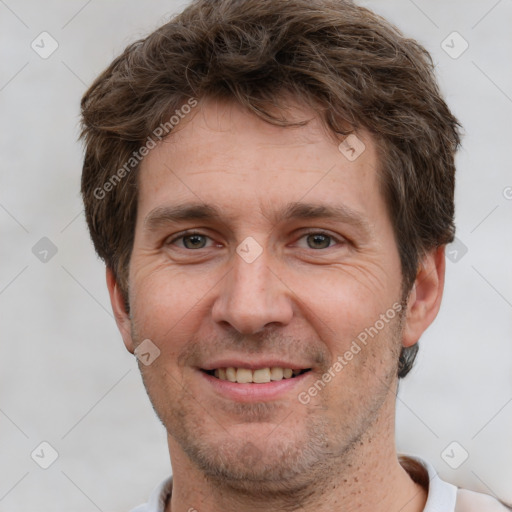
200,370,310,402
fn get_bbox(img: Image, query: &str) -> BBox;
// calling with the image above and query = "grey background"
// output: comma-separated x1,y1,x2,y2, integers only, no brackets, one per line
1,0,511,510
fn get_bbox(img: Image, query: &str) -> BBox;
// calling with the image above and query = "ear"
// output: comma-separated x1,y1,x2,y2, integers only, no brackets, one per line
106,267,135,354
402,246,446,348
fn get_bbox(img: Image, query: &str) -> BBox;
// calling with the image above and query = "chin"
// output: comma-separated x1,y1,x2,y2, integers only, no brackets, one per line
185,435,329,495
167,406,338,496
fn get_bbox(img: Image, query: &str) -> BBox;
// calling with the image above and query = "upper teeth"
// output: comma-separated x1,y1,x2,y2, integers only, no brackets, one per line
213,367,300,383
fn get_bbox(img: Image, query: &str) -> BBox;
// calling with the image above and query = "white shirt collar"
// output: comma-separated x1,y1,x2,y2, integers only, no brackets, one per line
401,454,458,511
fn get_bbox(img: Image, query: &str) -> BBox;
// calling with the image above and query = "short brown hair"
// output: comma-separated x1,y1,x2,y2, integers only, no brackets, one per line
80,0,461,378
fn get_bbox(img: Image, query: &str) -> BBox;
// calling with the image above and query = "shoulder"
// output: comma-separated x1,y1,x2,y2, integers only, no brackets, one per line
455,488,512,512
399,454,511,512
129,477,173,512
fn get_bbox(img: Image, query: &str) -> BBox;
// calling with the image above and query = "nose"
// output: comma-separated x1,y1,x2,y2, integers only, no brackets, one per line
211,249,294,335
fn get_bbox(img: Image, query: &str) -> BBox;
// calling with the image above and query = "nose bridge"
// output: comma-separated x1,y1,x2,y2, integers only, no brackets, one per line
212,247,293,334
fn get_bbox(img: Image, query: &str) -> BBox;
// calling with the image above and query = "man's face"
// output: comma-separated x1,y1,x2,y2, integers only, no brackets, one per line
123,98,407,490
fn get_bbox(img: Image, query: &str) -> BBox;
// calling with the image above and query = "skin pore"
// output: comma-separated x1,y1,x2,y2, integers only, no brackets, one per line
107,97,445,512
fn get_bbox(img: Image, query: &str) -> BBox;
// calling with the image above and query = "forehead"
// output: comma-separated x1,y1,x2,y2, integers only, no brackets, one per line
136,98,384,227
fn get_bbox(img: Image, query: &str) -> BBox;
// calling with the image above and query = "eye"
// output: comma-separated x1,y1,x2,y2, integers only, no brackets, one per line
296,231,343,250
167,232,213,249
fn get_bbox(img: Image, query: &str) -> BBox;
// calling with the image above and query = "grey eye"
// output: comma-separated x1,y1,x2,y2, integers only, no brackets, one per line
182,234,208,249
306,233,332,249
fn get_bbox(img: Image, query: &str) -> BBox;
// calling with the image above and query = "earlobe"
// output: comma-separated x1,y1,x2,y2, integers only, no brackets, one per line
402,247,446,348
106,267,135,353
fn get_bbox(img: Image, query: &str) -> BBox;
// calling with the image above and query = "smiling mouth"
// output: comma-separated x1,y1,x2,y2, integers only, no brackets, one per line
202,367,311,384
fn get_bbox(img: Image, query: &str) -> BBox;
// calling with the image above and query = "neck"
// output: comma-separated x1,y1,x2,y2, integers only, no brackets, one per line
166,393,427,512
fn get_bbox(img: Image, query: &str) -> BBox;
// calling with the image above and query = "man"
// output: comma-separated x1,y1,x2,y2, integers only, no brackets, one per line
79,0,510,510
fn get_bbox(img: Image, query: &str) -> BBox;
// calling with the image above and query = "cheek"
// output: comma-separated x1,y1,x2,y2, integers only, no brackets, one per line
292,267,403,395
129,265,210,349
292,266,397,341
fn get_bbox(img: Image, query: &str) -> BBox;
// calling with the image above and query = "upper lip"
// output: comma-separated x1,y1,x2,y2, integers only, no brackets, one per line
200,360,312,371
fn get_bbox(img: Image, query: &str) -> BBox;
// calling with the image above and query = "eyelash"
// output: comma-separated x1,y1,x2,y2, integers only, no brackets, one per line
166,230,345,250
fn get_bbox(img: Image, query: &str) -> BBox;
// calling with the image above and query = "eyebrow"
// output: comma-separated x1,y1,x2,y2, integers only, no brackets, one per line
143,201,371,234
